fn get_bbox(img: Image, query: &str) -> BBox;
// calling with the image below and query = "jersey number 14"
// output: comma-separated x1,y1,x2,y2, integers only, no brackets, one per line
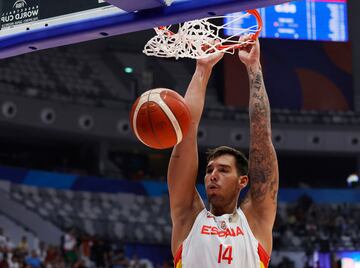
217,244,233,264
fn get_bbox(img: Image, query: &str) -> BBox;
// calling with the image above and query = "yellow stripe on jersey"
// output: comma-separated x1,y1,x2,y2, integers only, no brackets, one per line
175,260,182,268
258,243,270,268
174,244,183,268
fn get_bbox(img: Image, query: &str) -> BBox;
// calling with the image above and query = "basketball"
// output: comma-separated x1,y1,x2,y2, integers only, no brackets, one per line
130,88,191,149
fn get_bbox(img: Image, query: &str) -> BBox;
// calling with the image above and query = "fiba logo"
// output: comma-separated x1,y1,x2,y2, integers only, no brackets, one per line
13,0,27,9
1,0,38,27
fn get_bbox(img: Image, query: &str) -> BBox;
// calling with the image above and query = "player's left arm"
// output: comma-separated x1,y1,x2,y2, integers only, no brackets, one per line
239,39,279,254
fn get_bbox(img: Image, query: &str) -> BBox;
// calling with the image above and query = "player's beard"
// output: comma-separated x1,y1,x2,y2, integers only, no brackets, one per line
207,192,225,209
207,188,239,214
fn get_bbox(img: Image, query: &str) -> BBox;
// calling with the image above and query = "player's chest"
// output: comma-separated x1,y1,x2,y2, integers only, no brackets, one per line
195,216,249,249
187,219,251,266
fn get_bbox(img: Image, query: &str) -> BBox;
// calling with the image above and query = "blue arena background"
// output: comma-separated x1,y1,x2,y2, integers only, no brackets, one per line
1,165,360,203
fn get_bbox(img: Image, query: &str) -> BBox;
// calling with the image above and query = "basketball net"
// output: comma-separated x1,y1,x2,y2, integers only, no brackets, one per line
143,10,262,59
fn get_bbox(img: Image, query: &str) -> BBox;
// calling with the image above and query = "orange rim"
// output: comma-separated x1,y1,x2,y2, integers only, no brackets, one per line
215,9,263,51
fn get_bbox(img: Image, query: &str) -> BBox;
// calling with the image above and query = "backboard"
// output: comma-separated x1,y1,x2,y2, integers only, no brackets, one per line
0,0,291,59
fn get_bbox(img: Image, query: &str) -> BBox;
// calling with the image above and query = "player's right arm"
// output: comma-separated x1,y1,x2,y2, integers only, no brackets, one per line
167,53,223,256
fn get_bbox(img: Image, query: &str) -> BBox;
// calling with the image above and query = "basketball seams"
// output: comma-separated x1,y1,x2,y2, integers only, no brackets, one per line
132,94,152,147
151,91,183,144
163,91,191,134
146,90,164,148
131,88,189,149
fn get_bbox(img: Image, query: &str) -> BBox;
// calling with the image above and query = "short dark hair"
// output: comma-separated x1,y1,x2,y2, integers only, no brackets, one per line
206,146,248,176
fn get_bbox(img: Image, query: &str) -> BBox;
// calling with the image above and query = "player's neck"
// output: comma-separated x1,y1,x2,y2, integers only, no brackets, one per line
210,205,237,217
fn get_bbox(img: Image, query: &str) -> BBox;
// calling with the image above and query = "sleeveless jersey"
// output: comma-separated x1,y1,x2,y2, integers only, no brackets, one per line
174,208,270,268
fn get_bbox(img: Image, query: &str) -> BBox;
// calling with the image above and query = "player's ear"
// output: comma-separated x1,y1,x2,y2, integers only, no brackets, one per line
238,175,248,189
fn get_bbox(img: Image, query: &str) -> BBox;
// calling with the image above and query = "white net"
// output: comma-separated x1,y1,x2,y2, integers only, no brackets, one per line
143,11,262,59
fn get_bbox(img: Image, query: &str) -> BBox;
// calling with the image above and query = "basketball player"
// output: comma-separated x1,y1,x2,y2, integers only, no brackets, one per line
168,38,278,267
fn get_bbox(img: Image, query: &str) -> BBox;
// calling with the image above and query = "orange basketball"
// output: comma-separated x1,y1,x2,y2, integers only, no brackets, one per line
130,88,191,149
